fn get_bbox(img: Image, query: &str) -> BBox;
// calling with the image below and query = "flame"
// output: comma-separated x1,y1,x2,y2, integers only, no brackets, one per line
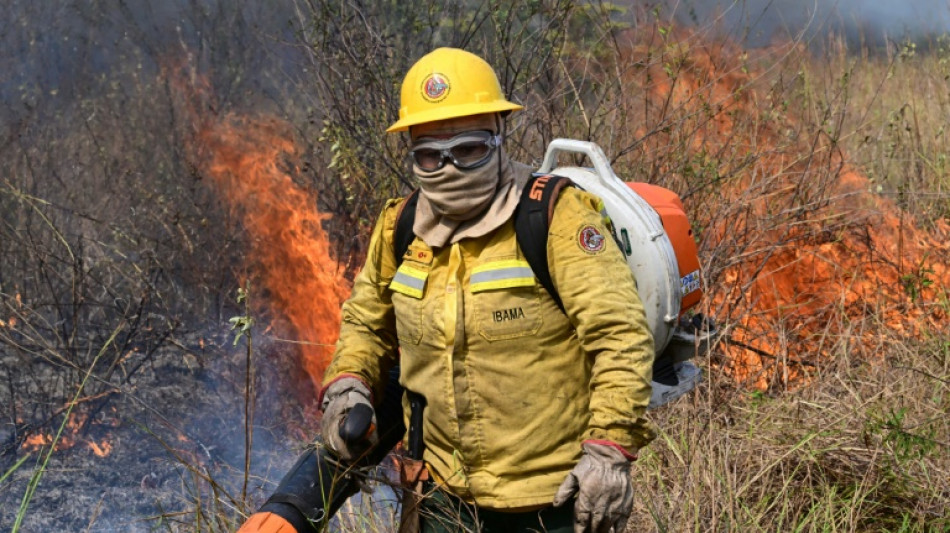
164,60,352,389
24,433,55,448
20,411,115,457
3,294,23,328
88,439,113,457
719,167,950,384
163,29,950,394
617,27,950,387
197,114,351,383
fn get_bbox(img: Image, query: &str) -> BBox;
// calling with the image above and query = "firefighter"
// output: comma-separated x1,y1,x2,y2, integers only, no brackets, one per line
320,47,656,533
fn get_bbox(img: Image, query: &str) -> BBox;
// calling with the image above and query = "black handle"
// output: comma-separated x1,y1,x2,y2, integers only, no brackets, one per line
407,391,426,460
339,403,375,445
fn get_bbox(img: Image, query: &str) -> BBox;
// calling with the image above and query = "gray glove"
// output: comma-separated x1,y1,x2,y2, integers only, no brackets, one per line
553,442,634,533
319,377,378,462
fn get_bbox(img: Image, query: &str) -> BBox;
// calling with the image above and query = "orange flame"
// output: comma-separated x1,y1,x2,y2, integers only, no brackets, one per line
20,411,116,457
166,31,950,395
88,439,113,457
162,59,352,389
618,27,950,387
197,114,352,384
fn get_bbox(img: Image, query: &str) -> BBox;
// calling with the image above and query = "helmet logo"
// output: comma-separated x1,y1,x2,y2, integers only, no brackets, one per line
422,73,450,102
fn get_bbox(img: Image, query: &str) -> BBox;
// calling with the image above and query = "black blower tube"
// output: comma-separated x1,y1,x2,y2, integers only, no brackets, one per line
258,367,407,531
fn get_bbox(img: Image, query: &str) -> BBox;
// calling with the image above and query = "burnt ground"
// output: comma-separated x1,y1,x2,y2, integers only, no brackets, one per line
0,325,396,531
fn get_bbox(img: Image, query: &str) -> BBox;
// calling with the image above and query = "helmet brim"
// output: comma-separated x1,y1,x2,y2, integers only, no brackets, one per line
386,100,523,133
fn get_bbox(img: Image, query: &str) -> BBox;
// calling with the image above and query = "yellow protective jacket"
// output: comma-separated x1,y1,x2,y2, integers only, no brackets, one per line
323,186,656,509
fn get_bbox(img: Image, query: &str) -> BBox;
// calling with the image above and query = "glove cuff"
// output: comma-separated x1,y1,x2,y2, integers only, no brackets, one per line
583,439,638,461
318,374,373,408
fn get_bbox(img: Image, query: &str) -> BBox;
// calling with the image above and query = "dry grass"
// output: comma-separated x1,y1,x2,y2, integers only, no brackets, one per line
806,36,950,227
637,329,950,532
3,1,950,531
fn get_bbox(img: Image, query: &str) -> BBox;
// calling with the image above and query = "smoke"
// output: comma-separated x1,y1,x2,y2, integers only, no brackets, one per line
0,0,304,126
668,0,950,48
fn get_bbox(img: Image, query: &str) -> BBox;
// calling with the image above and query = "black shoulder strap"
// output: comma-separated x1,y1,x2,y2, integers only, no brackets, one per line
514,173,573,312
393,177,572,312
393,189,420,268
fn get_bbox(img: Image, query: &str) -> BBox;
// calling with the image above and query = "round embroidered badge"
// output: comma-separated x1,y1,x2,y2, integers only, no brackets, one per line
421,73,450,102
577,225,606,254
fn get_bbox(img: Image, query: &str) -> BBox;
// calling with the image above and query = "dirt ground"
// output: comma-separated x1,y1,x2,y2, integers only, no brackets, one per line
0,326,352,531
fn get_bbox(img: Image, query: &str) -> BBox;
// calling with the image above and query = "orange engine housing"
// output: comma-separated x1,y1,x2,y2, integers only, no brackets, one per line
626,183,703,314
237,512,297,533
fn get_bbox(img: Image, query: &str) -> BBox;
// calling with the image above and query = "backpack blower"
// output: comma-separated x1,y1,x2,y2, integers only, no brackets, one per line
237,140,717,533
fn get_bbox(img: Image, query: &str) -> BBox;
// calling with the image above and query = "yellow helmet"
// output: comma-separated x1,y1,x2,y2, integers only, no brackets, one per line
386,48,523,133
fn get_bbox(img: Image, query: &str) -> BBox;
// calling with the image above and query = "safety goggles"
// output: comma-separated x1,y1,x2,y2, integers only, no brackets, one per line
410,131,501,172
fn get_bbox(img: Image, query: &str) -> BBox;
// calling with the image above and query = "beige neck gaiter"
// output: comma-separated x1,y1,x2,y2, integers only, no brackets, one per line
412,151,531,248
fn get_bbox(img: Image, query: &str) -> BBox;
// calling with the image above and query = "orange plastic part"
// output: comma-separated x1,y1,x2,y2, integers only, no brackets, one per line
236,512,298,533
626,183,703,314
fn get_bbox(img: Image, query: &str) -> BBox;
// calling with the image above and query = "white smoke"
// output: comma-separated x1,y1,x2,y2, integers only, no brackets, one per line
667,0,950,47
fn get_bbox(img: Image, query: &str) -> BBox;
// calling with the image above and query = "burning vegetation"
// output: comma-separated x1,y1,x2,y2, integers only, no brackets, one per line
589,27,950,389
1,1,948,532
195,113,352,385
163,58,354,390
21,411,116,458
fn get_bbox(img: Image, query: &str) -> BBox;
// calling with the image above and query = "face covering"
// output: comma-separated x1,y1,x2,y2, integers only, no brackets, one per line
413,151,500,221
410,148,532,249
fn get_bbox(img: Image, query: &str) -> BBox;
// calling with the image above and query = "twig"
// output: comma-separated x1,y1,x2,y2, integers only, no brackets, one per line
892,365,950,385
235,282,254,504
271,337,335,347
722,335,818,368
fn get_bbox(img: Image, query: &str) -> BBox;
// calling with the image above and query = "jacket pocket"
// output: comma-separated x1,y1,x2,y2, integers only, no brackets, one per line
472,260,543,341
390,263,428,344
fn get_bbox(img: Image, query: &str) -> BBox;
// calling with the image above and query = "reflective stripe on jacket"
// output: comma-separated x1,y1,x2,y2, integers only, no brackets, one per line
324,186,656,509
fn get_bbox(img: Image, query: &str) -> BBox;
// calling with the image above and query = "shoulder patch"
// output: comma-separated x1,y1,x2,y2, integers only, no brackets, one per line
577,224,606,254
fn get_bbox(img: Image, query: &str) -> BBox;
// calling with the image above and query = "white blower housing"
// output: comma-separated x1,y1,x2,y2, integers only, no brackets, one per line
538,139,714,408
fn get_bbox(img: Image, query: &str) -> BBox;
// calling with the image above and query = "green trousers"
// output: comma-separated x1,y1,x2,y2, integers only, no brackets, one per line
417,482,574,533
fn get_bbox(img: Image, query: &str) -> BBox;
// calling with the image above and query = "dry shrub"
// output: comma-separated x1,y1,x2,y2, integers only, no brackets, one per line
3,0,949,530
297,3,950,529
0,1,309,528
637,325,949,531
0,74,230,456
297,1,950,387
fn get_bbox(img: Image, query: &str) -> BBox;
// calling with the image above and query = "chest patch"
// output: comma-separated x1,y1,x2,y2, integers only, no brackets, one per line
492,307,526,322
